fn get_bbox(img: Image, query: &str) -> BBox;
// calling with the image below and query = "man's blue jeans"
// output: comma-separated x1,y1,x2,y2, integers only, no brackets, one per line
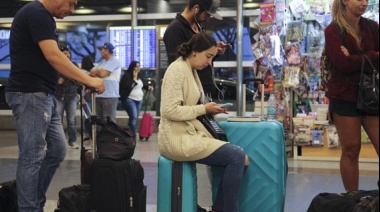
56,96,78,145
195,143,246,212
121,98,142,139
6,92,67,212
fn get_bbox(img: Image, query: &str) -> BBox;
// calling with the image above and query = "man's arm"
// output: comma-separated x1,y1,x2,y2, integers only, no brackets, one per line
38,39,105,93
89,68,111,78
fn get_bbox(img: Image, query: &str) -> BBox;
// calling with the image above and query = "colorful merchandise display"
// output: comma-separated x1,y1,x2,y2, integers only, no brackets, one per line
251,0,378,150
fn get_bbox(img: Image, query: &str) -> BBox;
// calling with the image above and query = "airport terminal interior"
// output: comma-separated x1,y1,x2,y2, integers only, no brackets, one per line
0,121,378,212
0,0,379,211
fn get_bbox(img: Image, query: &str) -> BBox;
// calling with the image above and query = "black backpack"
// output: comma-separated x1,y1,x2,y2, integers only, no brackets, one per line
0,180,18,212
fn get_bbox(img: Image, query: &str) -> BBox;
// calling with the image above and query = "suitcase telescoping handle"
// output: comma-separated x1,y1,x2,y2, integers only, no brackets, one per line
243,78,265,120
89,87,97,159
78,85,85,151
143,90,151,113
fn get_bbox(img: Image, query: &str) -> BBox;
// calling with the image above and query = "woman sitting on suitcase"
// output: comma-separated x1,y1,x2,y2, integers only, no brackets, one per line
158,33,249,212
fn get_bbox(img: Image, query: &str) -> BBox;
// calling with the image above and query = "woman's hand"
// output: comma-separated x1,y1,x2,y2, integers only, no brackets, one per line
204,102,228,115
341,46,350,56
133,69,138,80
245,155,250,166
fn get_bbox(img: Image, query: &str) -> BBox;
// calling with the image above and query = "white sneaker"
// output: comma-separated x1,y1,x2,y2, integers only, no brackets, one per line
83,140,92,149
69,143,80,149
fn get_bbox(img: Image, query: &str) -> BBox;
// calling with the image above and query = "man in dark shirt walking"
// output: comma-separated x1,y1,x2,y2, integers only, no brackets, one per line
163,0,228,99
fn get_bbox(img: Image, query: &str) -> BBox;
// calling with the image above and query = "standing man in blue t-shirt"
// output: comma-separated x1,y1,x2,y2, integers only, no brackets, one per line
5,0,105,211
89,42,122,123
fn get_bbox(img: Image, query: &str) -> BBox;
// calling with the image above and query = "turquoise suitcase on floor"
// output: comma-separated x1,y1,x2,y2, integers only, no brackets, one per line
157,155,197,212
212,121,287,212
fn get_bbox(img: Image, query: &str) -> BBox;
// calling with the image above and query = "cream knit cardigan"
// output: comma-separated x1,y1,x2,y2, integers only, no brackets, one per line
158,58,226,161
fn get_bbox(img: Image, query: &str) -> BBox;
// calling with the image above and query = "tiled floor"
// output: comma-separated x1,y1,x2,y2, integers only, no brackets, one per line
0,130,378,212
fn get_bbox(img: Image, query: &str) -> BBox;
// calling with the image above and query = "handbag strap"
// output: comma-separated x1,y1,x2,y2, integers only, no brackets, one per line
362,54,378,74
360,55,366,76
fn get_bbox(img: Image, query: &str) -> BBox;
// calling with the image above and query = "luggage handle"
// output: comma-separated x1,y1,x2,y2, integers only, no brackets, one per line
78,85,98,159
242,78,265,119
143,90,152,113
78,86,93,149
79,85,85,150
90,88,97,159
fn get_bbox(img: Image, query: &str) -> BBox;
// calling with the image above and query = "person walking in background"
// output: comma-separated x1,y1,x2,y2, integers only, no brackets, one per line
55,46,80,149
325,0,379,191
159,33,249,212
80,55,95,110
89,42,122,123
5,0,105,211
81,55,95,73
163,0,229,98
120,61,153,139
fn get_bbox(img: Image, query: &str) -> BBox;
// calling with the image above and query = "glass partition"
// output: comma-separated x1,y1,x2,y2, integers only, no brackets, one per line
0,6,260,111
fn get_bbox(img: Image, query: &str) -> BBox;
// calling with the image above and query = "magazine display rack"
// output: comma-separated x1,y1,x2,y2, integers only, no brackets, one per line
254,0,379,160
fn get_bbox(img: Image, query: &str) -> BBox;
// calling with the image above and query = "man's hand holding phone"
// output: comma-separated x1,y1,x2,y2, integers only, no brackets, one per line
217,41,231,55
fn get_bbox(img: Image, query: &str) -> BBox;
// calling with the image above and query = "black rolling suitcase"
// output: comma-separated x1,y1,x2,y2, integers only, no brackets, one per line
89,91,146,212
90,158,147,212
55,87,95,212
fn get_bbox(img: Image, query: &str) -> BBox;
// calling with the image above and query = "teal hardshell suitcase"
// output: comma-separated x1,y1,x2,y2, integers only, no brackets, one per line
213,121,287,212
157,155,197,212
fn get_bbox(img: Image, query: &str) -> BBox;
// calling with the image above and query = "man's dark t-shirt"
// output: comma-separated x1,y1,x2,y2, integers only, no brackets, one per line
163,13,216,95
5,1,59,94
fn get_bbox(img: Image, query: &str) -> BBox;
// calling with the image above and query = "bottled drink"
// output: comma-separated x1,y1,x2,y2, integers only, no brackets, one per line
267,91,277,121
306,22,314,53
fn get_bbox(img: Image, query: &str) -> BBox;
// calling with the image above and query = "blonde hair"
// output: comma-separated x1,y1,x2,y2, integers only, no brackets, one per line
332,0,362,48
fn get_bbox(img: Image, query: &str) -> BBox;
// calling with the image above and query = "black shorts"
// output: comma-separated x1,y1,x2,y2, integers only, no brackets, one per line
329,101,379,120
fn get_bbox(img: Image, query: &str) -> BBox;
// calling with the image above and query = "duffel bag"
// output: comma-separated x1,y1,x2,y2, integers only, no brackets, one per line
307,189,379,212
0,180,17,212
57,184,91,212
92,116,136,160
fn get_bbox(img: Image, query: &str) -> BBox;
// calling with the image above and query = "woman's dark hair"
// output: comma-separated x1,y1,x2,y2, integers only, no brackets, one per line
81,55,94,72
188,0,208,13
177,33,217,60
125,60,142,79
